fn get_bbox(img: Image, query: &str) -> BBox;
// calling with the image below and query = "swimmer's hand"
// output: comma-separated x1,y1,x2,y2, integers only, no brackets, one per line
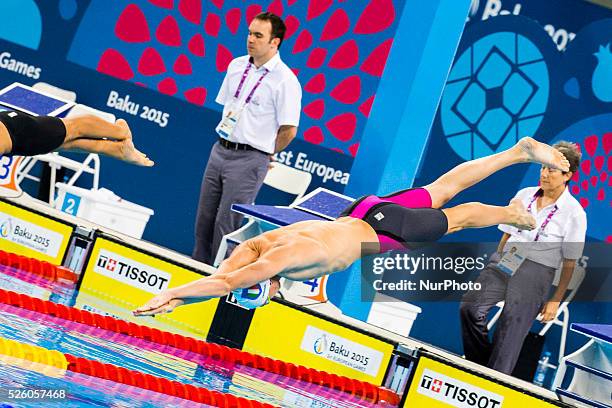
133,290,184,316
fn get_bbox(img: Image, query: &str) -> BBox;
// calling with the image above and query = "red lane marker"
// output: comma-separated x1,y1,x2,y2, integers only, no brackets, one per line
0,284,400,405
63,352,274,407
0,250,78,283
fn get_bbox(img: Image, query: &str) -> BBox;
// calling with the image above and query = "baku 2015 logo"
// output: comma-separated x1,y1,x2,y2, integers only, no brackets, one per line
0,218,12,238
313,334,328,355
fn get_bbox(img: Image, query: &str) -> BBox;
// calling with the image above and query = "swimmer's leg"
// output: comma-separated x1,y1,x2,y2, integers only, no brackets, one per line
423,137,570,208
442,198,535,233
60,115,132,143
60,138,154,167
0,124,11,155
380,187,432,208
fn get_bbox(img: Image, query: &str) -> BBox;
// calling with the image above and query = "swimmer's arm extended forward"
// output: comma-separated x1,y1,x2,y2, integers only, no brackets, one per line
133,242,274,316
132,276,229,316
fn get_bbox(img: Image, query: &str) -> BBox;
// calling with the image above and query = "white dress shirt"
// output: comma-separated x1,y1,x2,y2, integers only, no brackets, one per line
215,53,302,154
499,186,587,268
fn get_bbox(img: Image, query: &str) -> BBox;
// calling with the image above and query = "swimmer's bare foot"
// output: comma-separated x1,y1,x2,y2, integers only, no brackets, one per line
115,118,132,141
516,137,570,172
114,119,154,166
118,140,154,166
507,198,536,230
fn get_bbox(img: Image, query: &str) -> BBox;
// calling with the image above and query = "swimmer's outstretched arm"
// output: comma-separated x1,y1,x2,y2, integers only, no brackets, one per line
133,242,277,316
132,276,232,316
134,220,368,315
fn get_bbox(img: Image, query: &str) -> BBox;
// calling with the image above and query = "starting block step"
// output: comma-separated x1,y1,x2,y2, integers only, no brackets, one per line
566,360,612,382
556,388,612,408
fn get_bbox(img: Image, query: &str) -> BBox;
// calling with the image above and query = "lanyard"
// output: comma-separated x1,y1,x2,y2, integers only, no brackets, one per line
526,193,559,241
233,62,269,104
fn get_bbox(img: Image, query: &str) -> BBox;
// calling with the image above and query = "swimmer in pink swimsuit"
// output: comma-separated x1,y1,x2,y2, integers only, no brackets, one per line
340,188,447,252
135,138,571,315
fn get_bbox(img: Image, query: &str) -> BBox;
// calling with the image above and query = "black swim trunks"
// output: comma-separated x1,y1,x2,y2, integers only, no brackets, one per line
0,111,66,156
340,188,448,252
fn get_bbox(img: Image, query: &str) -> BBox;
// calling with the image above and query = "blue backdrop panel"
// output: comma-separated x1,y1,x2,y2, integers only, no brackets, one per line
0,0,42,50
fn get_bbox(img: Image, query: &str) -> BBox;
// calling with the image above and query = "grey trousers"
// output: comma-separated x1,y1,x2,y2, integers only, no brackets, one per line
459,254,555,374
193,142,269,264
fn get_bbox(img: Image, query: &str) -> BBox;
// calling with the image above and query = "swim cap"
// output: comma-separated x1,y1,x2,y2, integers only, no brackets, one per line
231,280,271,309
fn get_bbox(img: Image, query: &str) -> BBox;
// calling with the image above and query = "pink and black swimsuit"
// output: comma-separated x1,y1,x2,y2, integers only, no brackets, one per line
340,188,449,252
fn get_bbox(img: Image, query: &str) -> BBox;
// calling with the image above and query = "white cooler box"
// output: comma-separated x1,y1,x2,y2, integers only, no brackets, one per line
367,294,422,338
54,183,153,239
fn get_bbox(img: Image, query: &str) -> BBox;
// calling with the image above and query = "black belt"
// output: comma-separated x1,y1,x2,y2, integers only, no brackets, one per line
218,137,268,154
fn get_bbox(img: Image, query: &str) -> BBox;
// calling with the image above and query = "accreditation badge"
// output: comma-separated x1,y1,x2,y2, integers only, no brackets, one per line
496,245,527,276
216,101,243,140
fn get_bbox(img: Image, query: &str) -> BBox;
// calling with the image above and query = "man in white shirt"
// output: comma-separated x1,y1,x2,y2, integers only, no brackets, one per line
193,12,302,265
460,141,587,375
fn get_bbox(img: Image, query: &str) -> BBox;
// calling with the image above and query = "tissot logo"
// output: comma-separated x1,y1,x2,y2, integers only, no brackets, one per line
97,256,117,272
421,375,444,393
432,378,443,392
418,369,504,408
94,250,171,294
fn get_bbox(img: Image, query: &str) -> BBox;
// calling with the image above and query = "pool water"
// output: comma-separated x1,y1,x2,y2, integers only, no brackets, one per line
0,264,389,408
0,362,200,408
